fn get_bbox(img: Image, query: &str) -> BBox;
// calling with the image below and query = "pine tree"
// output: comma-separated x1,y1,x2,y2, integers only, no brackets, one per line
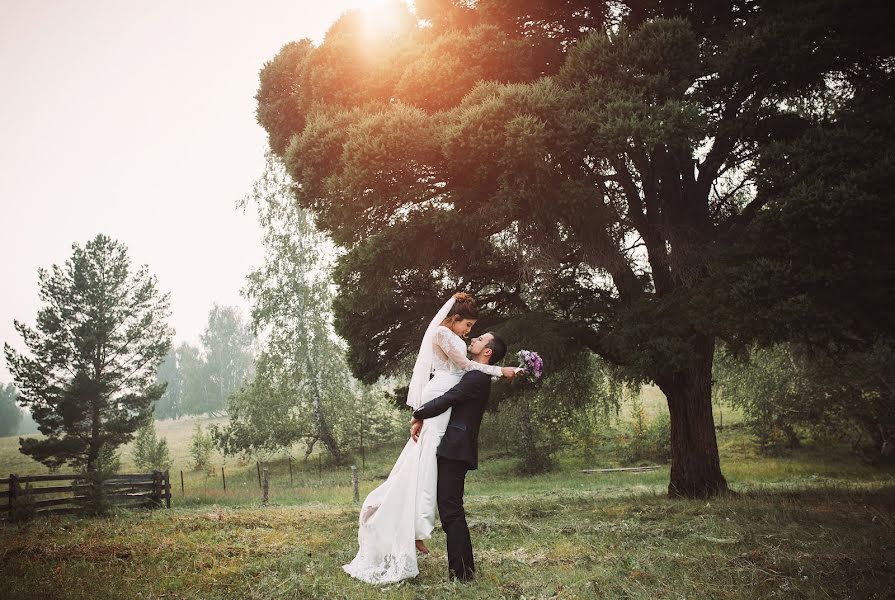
132,420,173,471
4,234,172,473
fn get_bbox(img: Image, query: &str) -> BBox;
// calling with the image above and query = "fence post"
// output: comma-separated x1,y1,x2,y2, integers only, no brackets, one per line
180,470,185,496
222,466,226,492
262,467,269,505
257,462,262,489
351,465,358,502
8,474,18,522
164,470,171,509
152,471,161,507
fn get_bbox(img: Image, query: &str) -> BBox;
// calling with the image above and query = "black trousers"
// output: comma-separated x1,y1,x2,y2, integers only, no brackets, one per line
437,456,474,581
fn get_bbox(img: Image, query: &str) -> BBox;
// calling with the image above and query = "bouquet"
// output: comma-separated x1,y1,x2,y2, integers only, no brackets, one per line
516,349,543,380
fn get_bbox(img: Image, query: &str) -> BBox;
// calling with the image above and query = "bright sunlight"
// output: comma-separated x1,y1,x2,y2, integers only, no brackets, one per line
359,0,414,41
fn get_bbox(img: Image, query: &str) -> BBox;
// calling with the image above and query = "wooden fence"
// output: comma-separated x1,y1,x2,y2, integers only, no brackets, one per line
1,470,171,520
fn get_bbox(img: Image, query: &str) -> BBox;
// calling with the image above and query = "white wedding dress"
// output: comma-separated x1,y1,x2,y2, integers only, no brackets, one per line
343,324,503,584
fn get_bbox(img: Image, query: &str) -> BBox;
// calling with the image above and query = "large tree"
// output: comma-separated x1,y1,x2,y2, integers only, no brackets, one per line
255,1,894,496
4,234,172,472
214,158,362,464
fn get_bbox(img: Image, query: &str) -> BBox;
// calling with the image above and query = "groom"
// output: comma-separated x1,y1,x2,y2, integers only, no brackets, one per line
410,331,509,582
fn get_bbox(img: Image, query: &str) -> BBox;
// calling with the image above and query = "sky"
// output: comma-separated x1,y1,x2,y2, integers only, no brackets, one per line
0,0,396,381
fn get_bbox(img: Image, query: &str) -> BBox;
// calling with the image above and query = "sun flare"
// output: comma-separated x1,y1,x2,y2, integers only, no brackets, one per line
359,0,413,41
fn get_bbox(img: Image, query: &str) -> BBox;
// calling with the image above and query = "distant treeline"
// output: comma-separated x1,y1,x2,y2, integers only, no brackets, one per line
0,382,38,436
153,304,255,420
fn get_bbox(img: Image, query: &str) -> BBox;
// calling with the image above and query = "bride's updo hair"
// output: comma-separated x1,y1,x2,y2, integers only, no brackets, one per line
446,292,479,322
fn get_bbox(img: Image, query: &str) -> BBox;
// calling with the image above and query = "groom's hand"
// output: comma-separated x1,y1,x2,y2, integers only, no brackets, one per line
410,417,423,442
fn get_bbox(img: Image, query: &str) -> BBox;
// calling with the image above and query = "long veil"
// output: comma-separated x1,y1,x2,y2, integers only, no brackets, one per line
406,296,456,409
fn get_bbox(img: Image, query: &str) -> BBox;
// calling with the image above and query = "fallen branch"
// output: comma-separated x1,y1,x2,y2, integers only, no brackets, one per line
580,466,661,474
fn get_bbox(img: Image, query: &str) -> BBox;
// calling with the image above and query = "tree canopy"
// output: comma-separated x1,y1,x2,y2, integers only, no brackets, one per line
255,0,895,496
212,158,393,464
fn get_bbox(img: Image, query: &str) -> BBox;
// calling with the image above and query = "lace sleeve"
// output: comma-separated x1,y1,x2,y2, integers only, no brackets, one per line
433,327,504,377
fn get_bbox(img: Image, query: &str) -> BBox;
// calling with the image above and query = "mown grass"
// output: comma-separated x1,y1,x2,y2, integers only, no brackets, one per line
2,482,892,599
2,391,894,598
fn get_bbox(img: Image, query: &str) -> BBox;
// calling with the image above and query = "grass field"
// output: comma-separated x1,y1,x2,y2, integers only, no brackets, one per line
2,391,893,599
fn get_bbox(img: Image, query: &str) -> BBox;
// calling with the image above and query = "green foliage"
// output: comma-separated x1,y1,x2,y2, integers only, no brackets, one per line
214,156,404,465
75,445,121,517
156,307,254,420
344,382,407,454
565,401,615,465
0,382,22,437
198,305,255,417
703,105,895,349
8,481,37,523
131,420,173,472
484,351,624,474
714,345,805,455
189,424,214,473
619,394,672,465
3,234,172,473
16,409,39,435
153,349,182,420
715,342,895,457
491,390,563,474
176,342,208,418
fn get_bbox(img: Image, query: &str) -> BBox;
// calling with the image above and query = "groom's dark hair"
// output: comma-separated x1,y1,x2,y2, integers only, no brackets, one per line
485,332,507,365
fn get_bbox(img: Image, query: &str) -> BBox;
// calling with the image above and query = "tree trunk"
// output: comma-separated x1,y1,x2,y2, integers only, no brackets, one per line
317,413,344,465
778,418,801,449
88,400,101,474
657,334,728,498
303,436,318,461
305,353,344,465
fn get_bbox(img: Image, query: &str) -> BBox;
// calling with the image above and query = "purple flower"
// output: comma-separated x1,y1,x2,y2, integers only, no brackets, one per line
516,349,544,381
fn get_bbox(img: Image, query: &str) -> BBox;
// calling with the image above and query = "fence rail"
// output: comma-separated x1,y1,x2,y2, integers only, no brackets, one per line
1,470,171,520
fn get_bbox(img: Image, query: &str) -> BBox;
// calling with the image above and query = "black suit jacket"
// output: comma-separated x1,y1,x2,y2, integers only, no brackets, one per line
412,370,491,470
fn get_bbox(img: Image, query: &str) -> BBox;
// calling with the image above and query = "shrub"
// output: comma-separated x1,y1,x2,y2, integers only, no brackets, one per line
189,424,215,472
9,481,37,523
75,445,121,517
565,401,615,463
132,421,173,472
502,390,566,474
619,395,671,464
483,351,625,474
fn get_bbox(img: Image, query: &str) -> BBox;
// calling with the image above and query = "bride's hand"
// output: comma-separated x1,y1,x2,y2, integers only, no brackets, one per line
410,418,422,442
501,366,520,379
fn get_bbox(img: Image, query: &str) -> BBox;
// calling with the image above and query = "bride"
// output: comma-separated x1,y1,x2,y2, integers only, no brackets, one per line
343,292,517,584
